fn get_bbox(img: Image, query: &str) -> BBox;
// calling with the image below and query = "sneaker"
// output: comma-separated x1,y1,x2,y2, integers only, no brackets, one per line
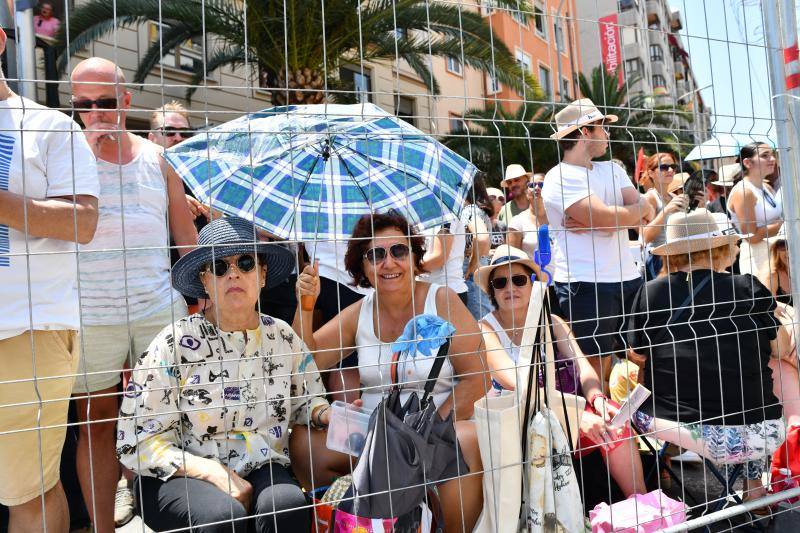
671,450,703,464
114,478,135,527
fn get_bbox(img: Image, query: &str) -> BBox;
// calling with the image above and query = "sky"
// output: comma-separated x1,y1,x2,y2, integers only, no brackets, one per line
666,0,789,142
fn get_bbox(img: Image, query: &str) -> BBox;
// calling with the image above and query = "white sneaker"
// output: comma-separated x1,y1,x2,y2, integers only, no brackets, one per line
671,450,703,464
114,478,135,527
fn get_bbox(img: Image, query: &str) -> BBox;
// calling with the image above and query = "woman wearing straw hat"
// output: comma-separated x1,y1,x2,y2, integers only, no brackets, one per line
115,217,331,533
727,142,783,275
476,245,647,498
626,209,785,506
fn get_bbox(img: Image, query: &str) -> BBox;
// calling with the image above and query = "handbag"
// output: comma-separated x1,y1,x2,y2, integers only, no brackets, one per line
473,282,585,533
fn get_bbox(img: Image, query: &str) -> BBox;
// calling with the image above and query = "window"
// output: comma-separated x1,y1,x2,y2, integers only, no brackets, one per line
624,58,640,75
486,73,501,94
446,56,463,76
395,95,415,126
560,77,570,100
533,2,547,39
553,9,565,52
340,66,372,103
538,64,552,97
652,74,667,88
511,6,527,26
480,0,496,16
649,44,664,62
515,50,532,73
618,0,636,11
449,114,465,133
149,22,206,75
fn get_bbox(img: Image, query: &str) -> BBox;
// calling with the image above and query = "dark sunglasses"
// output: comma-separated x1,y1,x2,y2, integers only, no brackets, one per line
160,126,195,138
204,254,258,277
490,274,530,290
528,181,545,190
656,163,678,172
71,97,118,112
363,243,410,264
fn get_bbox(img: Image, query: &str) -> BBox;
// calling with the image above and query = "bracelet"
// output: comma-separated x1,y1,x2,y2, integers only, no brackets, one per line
312,405,330,430
588,393,606,410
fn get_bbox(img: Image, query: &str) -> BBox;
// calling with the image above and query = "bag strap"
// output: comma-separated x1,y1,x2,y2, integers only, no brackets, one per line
390,337,451,405
651,273,712,347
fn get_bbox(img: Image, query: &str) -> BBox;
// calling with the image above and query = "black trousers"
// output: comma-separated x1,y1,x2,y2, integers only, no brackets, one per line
135,463,309,533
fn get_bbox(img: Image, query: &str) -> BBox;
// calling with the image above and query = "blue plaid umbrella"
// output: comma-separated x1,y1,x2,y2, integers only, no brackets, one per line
164,103,477,241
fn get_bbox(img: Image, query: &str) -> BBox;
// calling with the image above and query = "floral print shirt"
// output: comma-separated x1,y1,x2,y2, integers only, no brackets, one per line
116,313,328,480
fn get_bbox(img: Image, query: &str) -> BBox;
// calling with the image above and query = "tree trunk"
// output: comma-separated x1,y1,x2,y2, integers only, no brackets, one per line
264,67,326,106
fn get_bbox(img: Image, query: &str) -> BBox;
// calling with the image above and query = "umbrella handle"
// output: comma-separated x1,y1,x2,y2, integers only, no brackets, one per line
301,294,315,311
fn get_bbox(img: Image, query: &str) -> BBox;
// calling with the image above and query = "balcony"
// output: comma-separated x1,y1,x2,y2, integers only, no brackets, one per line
646,0,663,27
674,60,685,80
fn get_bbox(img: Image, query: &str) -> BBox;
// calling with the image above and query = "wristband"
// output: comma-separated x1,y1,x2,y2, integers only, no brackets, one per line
312,405,330,430
588,393,606,410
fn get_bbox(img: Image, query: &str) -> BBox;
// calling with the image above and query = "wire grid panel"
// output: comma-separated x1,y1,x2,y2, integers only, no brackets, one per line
0,0,799,531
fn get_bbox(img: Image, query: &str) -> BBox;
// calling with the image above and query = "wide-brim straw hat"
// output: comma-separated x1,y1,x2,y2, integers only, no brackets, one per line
501,164,530,187
475,244,538,294
651,209,747,256
667,172,690,194
712,163,741,187
172,216,295,298
486,187,504,199
550,98,619,139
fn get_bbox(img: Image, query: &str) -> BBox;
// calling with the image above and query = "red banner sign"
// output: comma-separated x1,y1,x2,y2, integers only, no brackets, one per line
599,14,623,88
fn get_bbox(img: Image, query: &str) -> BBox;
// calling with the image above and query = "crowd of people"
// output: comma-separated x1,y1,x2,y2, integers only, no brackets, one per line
0,39,798,533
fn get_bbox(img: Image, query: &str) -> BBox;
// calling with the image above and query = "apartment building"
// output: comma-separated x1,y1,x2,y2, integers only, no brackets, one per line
575,0,709,139
479,0,582,110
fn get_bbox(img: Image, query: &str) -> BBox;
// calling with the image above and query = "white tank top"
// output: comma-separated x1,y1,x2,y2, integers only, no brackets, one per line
728,179,782,232
79,140,182,325
356,283,456,413
481,312,520,363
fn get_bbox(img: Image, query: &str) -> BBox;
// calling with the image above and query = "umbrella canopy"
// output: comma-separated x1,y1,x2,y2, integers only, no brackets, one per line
684,133,774,161
164,103,477,241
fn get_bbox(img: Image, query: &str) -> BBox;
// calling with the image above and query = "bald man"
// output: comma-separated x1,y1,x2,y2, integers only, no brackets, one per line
70,57,197,531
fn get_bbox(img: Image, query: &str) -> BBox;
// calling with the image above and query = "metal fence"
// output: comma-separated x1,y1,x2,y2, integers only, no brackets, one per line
1,0,800,531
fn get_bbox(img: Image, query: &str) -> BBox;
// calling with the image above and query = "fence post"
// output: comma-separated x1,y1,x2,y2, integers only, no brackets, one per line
762,0,800,343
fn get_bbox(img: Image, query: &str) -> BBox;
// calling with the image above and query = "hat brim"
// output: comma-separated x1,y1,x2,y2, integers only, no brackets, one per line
475,256,539,294
711,179,736,187
549,114,619,139
651,233,743,256
172,242,295,298
500,172,531,188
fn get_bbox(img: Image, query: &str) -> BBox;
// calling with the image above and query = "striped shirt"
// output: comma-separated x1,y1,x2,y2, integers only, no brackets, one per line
79,140,181,325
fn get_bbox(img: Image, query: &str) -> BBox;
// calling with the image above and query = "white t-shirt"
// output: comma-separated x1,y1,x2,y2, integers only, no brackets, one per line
0,96,99,339
417,220,468,294
508,210,539,259
311,240,372,295
79,140,182,325
541,161,640,283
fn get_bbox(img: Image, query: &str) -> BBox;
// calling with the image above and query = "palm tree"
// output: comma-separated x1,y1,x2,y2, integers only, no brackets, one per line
55,0,536,105
443,98,558,185
576,67,693,169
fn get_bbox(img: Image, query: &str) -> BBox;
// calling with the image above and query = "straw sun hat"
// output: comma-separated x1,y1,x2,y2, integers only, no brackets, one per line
550,98,618,139
651,209,747,256
501,164,530,187
711,163,741,187
172,216,295,298
667,172,690,194
475,244,538,294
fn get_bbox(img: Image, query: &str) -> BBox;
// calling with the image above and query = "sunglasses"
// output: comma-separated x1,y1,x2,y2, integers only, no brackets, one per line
71,97,118,112
204,254,258,277
656,163,678,172
363,243,410,264
528,181,545,190
490,274,530,290
160,126,195,138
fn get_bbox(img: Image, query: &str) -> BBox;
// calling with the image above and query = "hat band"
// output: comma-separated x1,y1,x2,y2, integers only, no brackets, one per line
557,110,602,132
491,255,523,265
665,229,726,245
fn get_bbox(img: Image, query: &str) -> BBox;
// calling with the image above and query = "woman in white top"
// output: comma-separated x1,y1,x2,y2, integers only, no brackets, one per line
508,173,548,259
295,211,488,533
476,245,646,499
727,142,783,275
419,218,469,303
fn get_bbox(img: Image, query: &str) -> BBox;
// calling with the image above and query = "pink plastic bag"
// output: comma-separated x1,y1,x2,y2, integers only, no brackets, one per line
332,508,396,533
589,490,686,533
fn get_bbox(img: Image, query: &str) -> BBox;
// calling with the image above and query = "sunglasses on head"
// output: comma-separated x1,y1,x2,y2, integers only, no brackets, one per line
160,126,195,138
204,254,258,277
656,163,678,172
490,274,530,290
363,243,410,264
71,97,118,112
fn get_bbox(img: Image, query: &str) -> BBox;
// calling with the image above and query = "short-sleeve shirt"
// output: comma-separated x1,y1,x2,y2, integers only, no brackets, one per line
541,161,640,283
498,200,527,224
0,96,99,339
626,271,782,425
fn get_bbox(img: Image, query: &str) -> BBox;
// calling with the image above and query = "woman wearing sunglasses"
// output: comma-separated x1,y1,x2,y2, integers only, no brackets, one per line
476,245,646,499
294,211,488,533
116,217,330,533
728,142,783,275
